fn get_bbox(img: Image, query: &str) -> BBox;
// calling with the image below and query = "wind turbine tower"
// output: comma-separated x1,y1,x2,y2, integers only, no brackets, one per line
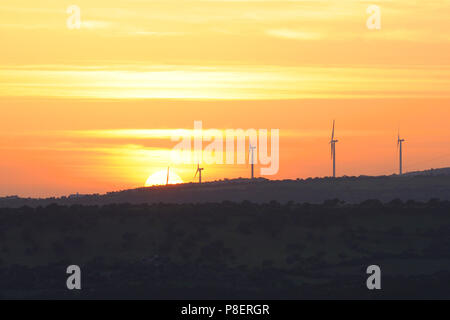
330,120,339,178
194,163,204,184
397,133,405,175
166,166,170,185
249,144,256,179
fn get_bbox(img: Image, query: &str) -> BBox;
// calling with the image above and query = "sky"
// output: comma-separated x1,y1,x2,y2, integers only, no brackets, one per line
1,0,450,197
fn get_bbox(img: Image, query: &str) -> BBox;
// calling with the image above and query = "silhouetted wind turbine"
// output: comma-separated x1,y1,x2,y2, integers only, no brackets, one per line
194,163,204,184
397,132,405,175
330,120,339,178
249,144,256,179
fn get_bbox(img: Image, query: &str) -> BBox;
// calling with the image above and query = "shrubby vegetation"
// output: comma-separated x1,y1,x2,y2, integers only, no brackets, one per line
1,199,450,299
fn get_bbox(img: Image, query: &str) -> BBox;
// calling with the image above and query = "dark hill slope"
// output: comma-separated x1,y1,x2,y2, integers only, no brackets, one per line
2,174,450,207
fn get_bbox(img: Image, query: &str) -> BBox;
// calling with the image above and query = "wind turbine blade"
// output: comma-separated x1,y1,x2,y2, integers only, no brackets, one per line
331,120,335,141
166,167,170,184
195,163,200,178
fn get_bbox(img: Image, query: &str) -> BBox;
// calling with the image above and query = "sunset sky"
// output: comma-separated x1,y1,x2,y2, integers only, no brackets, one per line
1,0,450,197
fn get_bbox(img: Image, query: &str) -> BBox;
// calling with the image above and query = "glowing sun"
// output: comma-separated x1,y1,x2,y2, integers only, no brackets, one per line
145,168,184,186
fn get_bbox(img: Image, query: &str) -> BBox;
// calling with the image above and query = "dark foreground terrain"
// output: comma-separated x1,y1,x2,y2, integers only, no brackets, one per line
1,199,450,299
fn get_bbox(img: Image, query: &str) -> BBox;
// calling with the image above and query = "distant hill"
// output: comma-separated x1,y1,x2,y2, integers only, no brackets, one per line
1,167,450,207
405,167,450,176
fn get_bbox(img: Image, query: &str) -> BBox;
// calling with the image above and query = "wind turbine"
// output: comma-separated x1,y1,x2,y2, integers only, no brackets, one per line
397,132,405,175
330,120,339,178
249,144,256,179
166,166,170,185
194,163,204,184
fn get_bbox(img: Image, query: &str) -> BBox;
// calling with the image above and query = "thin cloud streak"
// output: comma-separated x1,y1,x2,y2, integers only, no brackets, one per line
1,64,449,99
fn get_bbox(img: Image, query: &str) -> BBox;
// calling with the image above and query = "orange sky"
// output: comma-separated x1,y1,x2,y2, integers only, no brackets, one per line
1,1,450,197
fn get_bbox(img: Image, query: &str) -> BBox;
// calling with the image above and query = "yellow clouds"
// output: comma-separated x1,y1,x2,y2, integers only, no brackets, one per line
1,64,450,99
70,129,194,140
1,0,449,100
266,29,322,40
2,0,450,64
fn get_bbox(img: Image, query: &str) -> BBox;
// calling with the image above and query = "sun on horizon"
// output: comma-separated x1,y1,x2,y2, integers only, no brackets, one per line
145,168,184,187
